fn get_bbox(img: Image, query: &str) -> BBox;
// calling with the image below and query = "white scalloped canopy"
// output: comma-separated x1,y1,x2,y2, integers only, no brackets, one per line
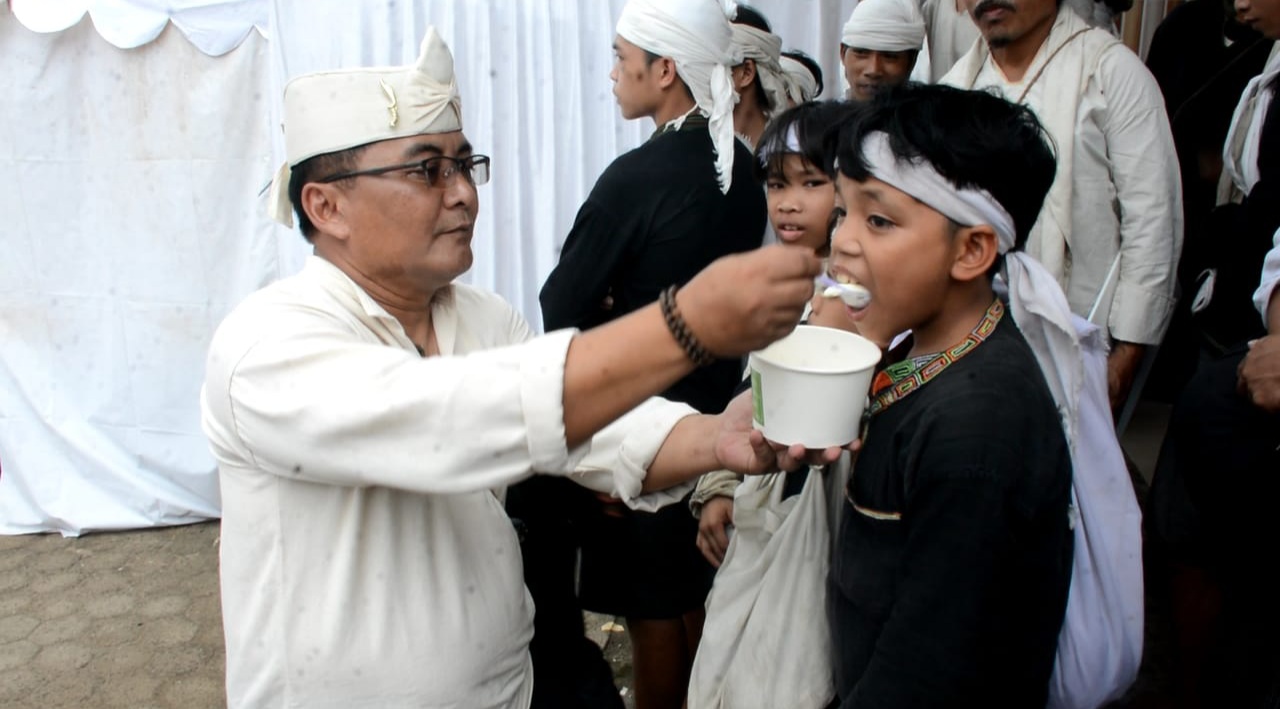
9,0,269,56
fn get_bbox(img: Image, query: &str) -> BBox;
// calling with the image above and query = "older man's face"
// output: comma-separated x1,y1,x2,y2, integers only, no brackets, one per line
333,131,480,294
964,0,1059,48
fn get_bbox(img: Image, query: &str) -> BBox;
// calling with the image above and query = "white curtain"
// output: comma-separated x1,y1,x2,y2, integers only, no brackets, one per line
0,4,275,535
1,0,855,535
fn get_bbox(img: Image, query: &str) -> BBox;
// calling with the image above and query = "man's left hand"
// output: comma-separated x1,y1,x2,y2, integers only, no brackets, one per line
713,390,850,475
1239,335,1280,413
1107,341,1147,414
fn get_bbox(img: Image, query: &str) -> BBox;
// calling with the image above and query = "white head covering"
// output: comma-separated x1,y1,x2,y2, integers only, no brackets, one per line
780,55,820,103
729,22,789,119
267,27,463,227
841,0,927,53
859,131,1084,442
617,0,740,193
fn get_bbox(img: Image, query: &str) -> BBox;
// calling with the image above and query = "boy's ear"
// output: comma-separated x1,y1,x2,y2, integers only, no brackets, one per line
950,224,1000,283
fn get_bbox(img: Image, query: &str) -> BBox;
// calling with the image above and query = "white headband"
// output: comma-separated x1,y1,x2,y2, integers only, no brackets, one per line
779,55,819,103
729,24,790,117
860,132,1016,250
841,0,927,53
756,123,803,167
860,130,1085,445
617,0,740,193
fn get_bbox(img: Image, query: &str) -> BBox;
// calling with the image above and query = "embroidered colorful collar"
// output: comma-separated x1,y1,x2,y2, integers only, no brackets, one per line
867,298,1005,417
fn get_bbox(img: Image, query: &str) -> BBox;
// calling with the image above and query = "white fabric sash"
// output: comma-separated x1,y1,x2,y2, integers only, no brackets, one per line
617,0,740,193
840,0,926,53
1224,43,1280,199
861,132,1083,442
730,24,789,118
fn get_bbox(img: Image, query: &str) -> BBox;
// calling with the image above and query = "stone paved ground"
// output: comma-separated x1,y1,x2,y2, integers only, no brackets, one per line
0,521,634,709
0,523,224,709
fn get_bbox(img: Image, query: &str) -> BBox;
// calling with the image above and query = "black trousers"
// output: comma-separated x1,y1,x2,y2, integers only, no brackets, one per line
1151,347,1280,707
506,476,624,709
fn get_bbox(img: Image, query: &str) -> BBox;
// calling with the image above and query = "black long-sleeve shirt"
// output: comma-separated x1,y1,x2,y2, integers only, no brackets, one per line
831,316,1074,708
540,118,765,414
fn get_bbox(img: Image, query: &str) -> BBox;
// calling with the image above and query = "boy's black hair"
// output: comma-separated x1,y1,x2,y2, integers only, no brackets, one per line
833,84,1056,254
781,49,824,100
753,100,863,183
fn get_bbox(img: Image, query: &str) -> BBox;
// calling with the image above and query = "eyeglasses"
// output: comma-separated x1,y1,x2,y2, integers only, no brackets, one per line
319,154,491,189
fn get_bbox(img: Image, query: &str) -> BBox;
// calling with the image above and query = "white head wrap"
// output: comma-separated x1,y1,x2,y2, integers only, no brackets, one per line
859,131,1084,441
729,23,789,119
267,27,463,227
617,0,740,193
841,0,927,53
780,55,820,104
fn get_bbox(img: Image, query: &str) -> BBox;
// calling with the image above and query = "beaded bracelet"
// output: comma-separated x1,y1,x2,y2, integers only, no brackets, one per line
659,285,716,367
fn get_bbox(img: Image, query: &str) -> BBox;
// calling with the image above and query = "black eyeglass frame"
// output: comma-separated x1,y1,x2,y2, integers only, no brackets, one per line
319,154,491,188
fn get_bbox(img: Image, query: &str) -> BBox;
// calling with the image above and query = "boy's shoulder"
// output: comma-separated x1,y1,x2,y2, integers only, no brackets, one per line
892,317,1064,442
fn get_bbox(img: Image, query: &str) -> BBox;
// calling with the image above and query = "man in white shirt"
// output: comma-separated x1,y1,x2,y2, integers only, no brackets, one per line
943,0,1183,411
203,26,825,709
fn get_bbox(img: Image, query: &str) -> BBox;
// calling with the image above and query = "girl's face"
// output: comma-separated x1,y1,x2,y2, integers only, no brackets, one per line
766,154,837,256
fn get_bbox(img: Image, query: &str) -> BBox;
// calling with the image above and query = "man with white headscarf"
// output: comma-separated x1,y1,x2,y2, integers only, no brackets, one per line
538,1,770,706
943,0,1183,414
205,26,826,709
840,0,927,101
728,4,789,148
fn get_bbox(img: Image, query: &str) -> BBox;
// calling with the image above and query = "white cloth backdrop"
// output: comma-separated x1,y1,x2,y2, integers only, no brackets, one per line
0,0,855,535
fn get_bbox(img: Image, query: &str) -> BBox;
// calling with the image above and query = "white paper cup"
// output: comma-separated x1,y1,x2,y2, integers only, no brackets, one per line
748,326,882,448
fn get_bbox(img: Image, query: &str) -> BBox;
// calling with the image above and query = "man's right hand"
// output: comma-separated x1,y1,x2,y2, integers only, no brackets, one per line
678,245,821,357
696,495,735,568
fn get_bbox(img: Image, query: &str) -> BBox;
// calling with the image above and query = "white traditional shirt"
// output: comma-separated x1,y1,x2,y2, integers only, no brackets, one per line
202,256,695,708
943,6,1183,346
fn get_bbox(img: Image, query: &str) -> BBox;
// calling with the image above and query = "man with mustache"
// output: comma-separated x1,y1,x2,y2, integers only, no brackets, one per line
944,0,1183,418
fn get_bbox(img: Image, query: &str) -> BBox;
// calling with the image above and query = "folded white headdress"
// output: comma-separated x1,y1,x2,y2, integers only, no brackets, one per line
860,131,1083,441
617,0,740,193
780,55,820,104
729,23,789,119
841,0,927,53
267,27,463,227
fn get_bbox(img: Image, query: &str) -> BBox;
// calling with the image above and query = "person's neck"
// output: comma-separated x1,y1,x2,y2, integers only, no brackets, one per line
733,101,768,148
317,249,443,355
906,284,997,359
989,8,1058,82
653,93,698,129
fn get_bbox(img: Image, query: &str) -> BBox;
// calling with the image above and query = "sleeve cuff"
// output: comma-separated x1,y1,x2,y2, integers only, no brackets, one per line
520,329,585,474
689,470,743,517
564,396,698,513
1108,280,1176,345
